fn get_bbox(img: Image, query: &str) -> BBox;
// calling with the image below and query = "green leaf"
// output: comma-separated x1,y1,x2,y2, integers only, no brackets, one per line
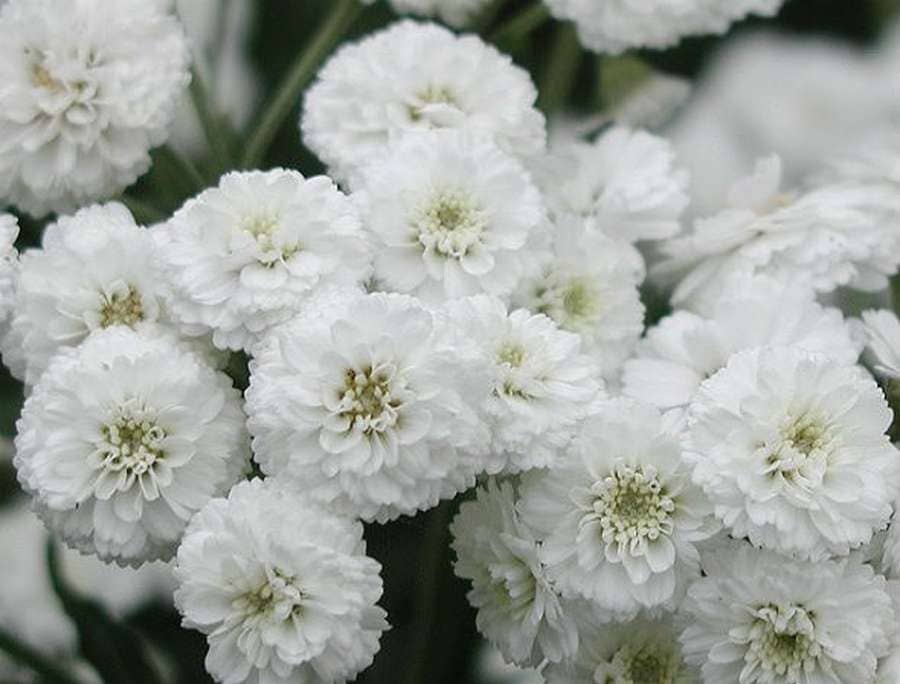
45,540,164,684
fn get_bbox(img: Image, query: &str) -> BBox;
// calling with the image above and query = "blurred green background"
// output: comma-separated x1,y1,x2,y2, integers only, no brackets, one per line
2,1,899,683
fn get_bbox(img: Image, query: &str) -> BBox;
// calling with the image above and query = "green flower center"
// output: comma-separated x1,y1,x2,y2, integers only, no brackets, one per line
99,285,144,328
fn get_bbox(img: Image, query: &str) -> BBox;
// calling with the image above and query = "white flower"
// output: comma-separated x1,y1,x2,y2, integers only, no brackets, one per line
686,346,899,560
443,295,602,473
543,0,784,55
536,126,689,244
246,291,491,523
15,326,249,567
451,479,579,667
1,203,179,386
378,0,492,27
653,156,900,312
681,544,895,684
0,213,19,328
156,169,371,352
174,478,388,684
513,219,645,378
518,399,719,617
0,0,190,217
862,309,900,379
877,581,900,683
355,130,546,303
301,20,546,182
544,614,698,684
623,277,861,410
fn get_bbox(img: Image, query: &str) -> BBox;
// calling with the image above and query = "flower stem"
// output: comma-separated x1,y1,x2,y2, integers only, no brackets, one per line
537,23,582,112
189,66,236,177
404,501,454,684
489,0,551,46
0,626,83,684
241,0,362,169
121,195,167,225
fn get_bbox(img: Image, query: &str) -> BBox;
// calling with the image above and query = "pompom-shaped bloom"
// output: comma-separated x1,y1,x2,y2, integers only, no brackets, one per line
653,156,900,312
302,20,546,181
0,213,19,328
2,203,176,386
687,346,899,560
247,291,491,522
15,327,249,566
451,479,579,667
518,399,719,617
862,309,900,379
0,0,190,216
175,478,388,684
544,0,784,55
156,169,371,352
623,277,861,410
544,614,698,684
443,295,602,473
681,544,895,684
536,126,689,243
513,219,644,377
355,131,546,303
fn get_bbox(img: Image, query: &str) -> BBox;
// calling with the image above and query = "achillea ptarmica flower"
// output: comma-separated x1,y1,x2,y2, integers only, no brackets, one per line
246,291,491,523
518,399,719,617
174,478,388,684
1,203,176,386
513,219,645,378
354,130,547,304
301,20,546,182
14,327,249,567
450,479,579,667
0,214,19,328
156,169,371,352
544,0,785,55
687,346,900,560
653,156,900,313
623,276,861,411
862,309,900,379
537,126,689,244
0,0,190,217
681,544,895,684
442,295,603,473
543,614,698,684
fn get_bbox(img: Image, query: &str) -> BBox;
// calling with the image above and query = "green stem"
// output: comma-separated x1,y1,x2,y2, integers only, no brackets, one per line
241,0,362,169
189,66,235,176
156,145,207,193
489,0,551,46
891,274,900,314
404,502,454,684
0,626,83,684
538,23,582,112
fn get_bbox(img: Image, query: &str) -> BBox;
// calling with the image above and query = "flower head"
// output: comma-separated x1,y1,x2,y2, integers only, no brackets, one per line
1,203,178,386
0,0,190,216
301,20,546,181
513,219,644,378
451,479,579,667
247,291,491,522
157,169,371,352
687,346,900,559
0,214,19,329
355,130,547,303
681,544,895,684
442,295,603,473
175,478,388,684
518,399,719,617
14,327,249,566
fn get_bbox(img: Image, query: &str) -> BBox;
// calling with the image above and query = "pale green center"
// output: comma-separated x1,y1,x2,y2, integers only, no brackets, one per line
98,415,166,476
744,605,820,681
593,465,675,551
413,189,486,259
409,84,457,122
338,365,400,434
240,213,300,265
609,642,680,684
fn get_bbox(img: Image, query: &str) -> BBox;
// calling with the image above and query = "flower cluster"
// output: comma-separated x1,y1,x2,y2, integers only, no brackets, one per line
1,5,900,684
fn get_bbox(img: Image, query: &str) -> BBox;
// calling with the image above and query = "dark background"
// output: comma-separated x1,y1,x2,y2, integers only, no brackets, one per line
1,1,898,683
